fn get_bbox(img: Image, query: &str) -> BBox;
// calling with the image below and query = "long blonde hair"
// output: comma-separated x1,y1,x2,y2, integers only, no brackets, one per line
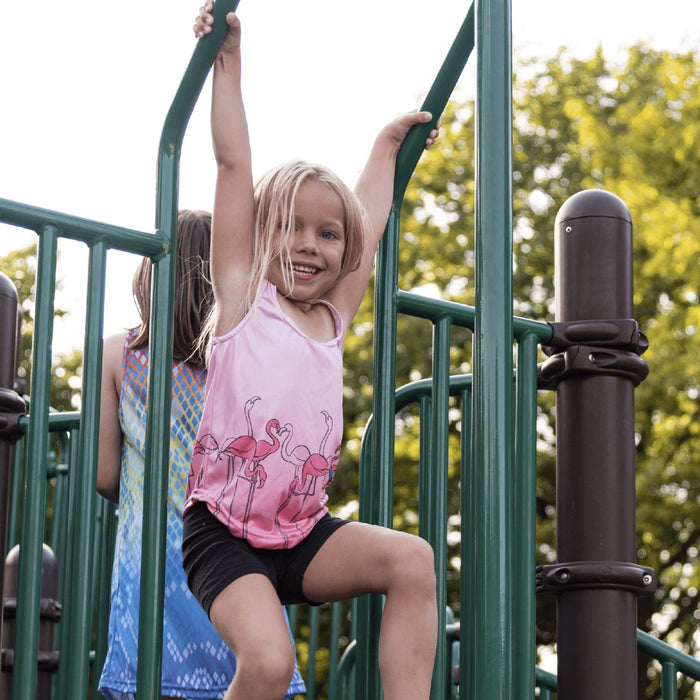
199,160,368,361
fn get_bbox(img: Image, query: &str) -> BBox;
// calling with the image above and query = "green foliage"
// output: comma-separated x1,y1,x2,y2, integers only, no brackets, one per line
511,44,700,696
1,244,83,411
332,42,700,697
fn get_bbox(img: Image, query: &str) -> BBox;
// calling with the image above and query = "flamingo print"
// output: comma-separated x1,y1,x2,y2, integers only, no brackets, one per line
275,411,340,545
188,432,220,494
229,416,282,535
211,396,260,516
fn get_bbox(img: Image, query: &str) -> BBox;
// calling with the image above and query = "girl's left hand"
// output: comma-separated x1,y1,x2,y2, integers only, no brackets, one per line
194,2,214,39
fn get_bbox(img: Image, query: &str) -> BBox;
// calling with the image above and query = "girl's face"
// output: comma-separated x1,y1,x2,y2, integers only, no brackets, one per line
268,180,347,302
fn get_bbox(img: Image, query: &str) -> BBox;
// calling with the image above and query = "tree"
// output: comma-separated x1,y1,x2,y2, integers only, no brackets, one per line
512,44,700,697
332,43,699,698
1,243,83,411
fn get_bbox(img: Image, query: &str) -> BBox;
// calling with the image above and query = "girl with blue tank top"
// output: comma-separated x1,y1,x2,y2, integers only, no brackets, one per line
97,210,304,699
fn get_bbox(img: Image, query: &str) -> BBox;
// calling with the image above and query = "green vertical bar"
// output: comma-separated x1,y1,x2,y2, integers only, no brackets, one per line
287,604,298,635
63,241,107,697
135,30,179,694
135,245,174,697
7,438,23,549
12,225,57,699
459,384,473,692
514,334,538,696
660,661,678,700
357,208,401,698
48,433,69,555
327,602,342,697
133,5,241,693
422,318,450,698
306,605,320,699
91,497,117,697
471,0,514,697
54,426,80,700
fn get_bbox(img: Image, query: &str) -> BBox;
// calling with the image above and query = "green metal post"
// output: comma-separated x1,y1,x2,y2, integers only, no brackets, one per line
91,497,117,698
327,602,342,697
469,1,515,698
661,662,678,700
458,383,472,695
306,606,320,698
63,240,107,697
12,226,58,699
514,332,539,695
422,317,450,698
7,441,22,549
135,2,239,695
356,206,401,698
54,425,80,700
353,4,473,696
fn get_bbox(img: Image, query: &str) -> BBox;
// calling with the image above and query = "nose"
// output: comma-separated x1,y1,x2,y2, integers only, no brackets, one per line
294,227,318,254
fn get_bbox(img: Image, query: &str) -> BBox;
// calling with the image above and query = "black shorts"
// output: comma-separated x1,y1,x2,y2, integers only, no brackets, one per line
182,501,350,615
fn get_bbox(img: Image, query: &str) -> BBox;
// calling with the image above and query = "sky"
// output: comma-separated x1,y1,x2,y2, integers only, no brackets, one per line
1,0,699,354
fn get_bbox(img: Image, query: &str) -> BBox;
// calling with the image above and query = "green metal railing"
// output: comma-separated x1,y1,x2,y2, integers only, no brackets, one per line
3,0,700,698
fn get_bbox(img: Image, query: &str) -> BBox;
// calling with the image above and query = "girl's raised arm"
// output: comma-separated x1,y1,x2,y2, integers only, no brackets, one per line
328,111,439,327
197,7,256,334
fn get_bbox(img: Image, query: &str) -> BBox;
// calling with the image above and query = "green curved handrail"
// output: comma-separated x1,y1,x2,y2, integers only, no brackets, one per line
135,1,241,697
393,4,475,205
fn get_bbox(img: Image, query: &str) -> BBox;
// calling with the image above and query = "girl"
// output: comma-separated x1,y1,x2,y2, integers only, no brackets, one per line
183,7,440,699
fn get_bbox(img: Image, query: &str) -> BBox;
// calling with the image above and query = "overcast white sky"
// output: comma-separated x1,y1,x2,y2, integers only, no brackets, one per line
1,0,699,353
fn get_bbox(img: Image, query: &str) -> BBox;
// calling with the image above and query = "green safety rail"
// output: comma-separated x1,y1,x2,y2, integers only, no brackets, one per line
2,0,700,698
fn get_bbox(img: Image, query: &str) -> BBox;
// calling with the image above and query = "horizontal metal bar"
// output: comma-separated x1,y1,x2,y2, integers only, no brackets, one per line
17,412,81,433
396,289,552,342
0,198,166,258
637,629,700,680
535,666,558,691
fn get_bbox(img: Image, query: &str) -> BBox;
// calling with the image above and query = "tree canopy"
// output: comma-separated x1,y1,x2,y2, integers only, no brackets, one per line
333,41,700,697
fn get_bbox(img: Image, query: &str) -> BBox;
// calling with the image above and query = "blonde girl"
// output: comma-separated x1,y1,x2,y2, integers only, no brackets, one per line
183,7,440,700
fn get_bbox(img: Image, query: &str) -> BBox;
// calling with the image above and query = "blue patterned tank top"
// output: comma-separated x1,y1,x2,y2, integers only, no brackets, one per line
98,331,305,699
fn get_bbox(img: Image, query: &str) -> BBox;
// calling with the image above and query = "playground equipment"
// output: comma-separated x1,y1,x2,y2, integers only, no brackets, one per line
1,0,699,698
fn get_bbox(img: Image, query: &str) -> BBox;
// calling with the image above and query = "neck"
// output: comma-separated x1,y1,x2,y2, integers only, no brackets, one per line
293,300,315,313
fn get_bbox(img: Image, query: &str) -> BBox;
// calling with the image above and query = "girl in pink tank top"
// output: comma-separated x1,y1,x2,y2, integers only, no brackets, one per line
184,6,441,699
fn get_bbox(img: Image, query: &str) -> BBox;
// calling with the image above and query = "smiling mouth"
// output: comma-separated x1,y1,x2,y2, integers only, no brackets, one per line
289,263,319,278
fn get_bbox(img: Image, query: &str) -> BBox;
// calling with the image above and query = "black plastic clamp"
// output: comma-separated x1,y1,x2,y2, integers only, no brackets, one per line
537,318,649,389
536,561,657,596
0,386,26,442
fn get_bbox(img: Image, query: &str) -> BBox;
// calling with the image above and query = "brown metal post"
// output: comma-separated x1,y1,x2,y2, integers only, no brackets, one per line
1,272,28,695
1,544,61,699
1,272,24,614
537,190,655,699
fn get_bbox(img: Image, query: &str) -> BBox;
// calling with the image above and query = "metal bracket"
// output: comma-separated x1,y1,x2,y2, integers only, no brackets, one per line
536,561,657,596
537,319,649,389
0,386,26,442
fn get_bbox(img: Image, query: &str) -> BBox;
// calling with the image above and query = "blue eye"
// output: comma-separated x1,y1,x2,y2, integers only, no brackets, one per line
320,230,337,240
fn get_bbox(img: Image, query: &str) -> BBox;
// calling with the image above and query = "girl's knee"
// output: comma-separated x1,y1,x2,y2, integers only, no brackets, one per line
409,536,437,587
235,644,296,695
388,534,436,593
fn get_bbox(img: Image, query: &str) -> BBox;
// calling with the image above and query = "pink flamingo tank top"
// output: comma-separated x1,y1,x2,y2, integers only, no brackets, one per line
185,280,345,549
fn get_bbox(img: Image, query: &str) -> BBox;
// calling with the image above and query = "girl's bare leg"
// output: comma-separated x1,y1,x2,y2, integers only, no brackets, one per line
209,573,296,700
302,522,438,700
